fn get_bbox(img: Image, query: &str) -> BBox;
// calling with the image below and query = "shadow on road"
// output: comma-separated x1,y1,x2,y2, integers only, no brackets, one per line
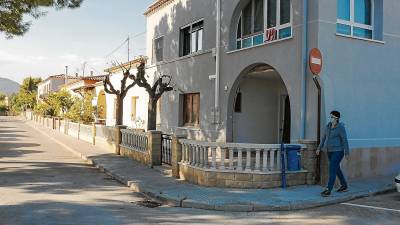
0,143,43,158
0,200,126,225
0,129,26,134
0,119,42,158
0,133,29,138
0,160,142,197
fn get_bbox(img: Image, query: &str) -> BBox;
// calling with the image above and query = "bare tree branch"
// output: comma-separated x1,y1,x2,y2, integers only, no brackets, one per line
103,75,119,95
128,59,174,130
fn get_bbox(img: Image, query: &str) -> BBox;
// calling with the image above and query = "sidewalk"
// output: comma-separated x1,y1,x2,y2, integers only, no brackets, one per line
25,120,396,212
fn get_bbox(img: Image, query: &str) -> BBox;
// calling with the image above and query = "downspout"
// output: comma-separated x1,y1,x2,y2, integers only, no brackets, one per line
300,0,309,140
215,0,221,125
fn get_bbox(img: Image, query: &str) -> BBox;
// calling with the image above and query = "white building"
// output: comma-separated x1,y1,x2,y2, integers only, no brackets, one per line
37,75,79,103
98,58,153,129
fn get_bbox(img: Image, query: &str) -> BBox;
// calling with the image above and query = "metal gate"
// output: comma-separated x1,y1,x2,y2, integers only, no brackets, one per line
161,134,172,165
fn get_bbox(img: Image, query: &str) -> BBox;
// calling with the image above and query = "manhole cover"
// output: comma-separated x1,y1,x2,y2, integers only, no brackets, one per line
135,200,162,208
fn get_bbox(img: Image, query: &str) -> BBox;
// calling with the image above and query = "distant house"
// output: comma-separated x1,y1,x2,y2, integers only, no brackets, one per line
37,75,79,103
63,75,108,98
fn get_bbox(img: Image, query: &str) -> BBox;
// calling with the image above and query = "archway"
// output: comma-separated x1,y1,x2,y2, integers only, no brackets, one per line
97,90,107,120
228,64,291,144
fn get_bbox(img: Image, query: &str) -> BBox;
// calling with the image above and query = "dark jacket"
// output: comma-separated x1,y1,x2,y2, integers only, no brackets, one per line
318,122,350,155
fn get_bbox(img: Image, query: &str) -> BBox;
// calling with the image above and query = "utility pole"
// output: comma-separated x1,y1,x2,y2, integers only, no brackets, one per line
127,36,130,62
82,61,87,77
65,66,69,84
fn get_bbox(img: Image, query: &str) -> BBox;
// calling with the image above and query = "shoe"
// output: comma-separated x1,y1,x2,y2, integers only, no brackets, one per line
336,186,348,192
321,189,331,197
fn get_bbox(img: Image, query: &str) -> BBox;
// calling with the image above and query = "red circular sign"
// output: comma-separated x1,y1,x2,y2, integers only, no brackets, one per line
309,48,323,75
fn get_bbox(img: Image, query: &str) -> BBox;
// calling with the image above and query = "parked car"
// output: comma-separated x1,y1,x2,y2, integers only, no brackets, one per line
396,174,400,192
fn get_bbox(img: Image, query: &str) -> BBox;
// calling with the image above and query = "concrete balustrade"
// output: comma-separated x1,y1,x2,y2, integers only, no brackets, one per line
176,139,314,189
179,139,294,173
119,129,162,167
120,129,148,152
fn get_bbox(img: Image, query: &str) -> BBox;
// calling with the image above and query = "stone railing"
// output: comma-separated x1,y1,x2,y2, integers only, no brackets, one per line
120,129,148,152
179,139,305,173
119,129,162,167
174,138,316,189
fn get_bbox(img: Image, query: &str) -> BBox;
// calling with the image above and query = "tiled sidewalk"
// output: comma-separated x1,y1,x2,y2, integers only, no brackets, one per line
26,120,396,212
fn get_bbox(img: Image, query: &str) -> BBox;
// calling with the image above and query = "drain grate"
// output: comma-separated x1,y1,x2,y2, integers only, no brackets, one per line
134,200,162,208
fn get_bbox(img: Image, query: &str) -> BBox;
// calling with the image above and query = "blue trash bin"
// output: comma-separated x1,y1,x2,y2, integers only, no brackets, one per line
286,145,301,171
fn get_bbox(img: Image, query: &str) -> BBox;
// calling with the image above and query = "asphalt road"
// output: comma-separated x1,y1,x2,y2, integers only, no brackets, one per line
0,117,399,225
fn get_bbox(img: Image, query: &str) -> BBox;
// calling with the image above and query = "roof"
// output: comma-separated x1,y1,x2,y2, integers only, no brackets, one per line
39,74,79,85
144,0,174,16
104,56,147,74
63,75,108,88
80,75,108,81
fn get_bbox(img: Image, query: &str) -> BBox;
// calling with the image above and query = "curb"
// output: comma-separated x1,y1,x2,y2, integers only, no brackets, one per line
26,120,396,212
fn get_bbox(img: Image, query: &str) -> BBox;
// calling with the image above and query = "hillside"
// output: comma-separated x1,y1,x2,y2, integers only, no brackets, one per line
0,77,20,95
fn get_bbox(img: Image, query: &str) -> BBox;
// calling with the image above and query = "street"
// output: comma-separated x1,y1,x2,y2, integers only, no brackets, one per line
0,116,399,225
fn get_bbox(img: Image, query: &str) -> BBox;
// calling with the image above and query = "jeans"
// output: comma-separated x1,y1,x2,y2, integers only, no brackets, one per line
327,151,348,191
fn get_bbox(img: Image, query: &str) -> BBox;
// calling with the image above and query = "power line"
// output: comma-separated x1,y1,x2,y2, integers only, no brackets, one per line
104,31,146,58
86,63,102,74
130,31,146,38
104,37,129,59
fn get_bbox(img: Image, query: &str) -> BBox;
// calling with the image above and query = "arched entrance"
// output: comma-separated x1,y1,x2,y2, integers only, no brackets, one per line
228,64,291,144
97,90,107,120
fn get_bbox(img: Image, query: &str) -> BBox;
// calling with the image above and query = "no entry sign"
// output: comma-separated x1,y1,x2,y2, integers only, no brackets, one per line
309,48,323,75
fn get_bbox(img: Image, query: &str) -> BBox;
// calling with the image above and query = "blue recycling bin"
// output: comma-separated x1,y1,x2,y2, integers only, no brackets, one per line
286,145,301,171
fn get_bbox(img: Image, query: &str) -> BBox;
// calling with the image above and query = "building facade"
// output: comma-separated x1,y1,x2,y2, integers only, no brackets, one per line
144,0,400,180
37,75,79,102
100,59,152,129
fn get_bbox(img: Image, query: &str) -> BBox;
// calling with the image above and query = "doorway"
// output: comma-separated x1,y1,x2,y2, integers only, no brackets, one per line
230,64,291,144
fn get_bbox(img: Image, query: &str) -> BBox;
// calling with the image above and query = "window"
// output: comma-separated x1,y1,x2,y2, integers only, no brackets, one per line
183,93,200,126
236,0,292,50
337,0,373,39
153,36,164,63
180,20,204,56
131,96,138,121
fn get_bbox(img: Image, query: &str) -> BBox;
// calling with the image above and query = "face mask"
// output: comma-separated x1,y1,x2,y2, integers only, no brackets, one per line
330,117,338,125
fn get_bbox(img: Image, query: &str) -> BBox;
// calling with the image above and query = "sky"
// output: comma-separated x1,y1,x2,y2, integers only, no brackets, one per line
0,0,155,84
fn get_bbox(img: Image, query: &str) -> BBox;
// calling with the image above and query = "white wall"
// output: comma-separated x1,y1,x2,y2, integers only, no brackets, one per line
104,70,151,129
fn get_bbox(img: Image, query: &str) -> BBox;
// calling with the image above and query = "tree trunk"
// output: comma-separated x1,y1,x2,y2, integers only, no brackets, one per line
147,99,157,131
116,95,124,126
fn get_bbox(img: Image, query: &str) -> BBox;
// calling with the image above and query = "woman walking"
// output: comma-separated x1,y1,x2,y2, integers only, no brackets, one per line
316,110,350,197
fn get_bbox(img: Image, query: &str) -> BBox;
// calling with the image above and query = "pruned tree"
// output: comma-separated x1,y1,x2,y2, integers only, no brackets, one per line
129,59,174,130
0,0,83,38
103,64,136,126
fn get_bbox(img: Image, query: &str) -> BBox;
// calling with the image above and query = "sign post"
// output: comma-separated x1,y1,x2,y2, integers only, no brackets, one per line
309,48,323,183
309,48,323,75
